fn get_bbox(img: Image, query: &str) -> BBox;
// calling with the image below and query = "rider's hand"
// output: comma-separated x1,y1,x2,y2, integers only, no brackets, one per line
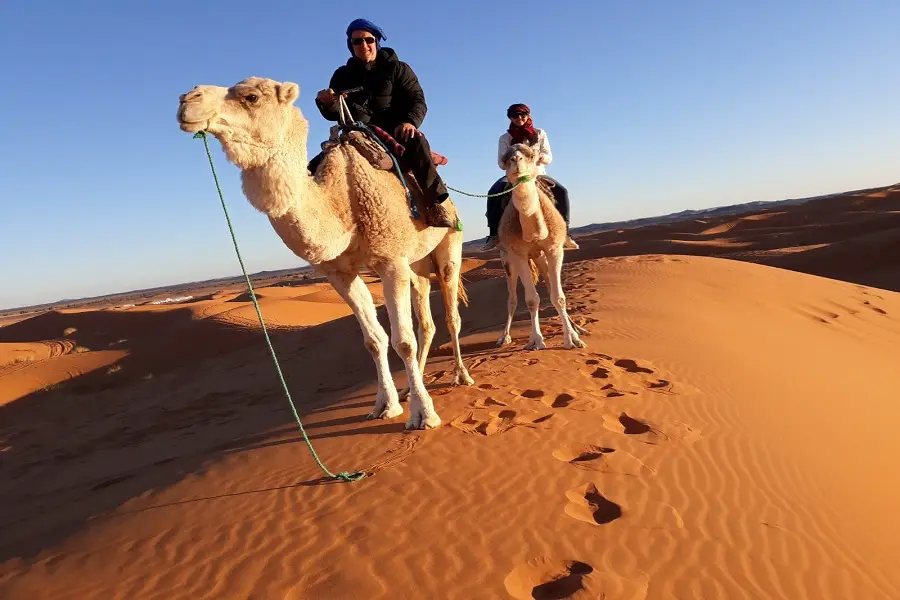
316,88,337,105
394,122,418,142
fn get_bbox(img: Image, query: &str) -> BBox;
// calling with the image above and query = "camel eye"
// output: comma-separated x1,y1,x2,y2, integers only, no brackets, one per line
245,94,259,104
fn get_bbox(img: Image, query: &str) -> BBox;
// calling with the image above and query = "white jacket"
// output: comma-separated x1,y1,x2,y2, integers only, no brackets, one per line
498,128,552,176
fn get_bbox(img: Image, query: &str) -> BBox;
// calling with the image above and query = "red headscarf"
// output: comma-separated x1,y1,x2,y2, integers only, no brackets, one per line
506,103,537,144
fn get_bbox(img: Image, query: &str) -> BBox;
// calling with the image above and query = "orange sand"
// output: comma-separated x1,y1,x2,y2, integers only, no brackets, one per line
1,192,899,599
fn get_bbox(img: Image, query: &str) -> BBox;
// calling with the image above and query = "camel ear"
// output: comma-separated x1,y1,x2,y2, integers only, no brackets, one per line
277,82,300,105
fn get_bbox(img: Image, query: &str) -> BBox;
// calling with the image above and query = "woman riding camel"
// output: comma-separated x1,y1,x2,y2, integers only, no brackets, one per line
481,103,578,251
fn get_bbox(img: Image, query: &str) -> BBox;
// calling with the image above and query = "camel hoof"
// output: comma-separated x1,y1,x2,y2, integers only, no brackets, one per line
397,387,411,401
453,371,475,386
496,334,512,347
564,338,587,350
524,339,546,351
368,402,404,420
405,411,442,430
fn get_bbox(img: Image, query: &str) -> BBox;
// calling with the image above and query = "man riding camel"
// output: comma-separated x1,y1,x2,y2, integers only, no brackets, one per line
309,18,456,229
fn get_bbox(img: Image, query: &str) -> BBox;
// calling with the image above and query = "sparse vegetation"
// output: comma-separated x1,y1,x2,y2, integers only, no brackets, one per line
107,364,122,375
63,327,77,336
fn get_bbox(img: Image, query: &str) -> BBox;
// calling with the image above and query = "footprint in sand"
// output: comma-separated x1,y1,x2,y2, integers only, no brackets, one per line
602,412,700,445
580,355,681,396
423,370,446,385
862,300,888,315
541,392,593,411
552,444,652,475
564,483,684,530
504,556,647,600
471,396,508,409
601,383,637,398
564,482,622,525
450,408,558,437
613,359,654,374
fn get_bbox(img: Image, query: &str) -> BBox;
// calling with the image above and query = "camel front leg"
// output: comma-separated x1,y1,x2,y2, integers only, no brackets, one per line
397,259,436,401
545,248,586,349
375,260,441,430
432,232,474,386
535,253,588,336
497,251,518,347
324,271,403,420
507,253,546,350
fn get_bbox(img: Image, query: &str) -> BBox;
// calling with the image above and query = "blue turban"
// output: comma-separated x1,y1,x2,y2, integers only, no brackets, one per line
346,18,387,54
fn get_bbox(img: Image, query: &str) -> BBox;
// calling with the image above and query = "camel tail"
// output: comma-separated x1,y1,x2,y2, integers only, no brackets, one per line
457,273,470,307
528,259,540,284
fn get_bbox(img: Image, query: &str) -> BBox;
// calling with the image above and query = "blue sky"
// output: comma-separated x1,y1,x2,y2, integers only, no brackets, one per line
2,1,898,309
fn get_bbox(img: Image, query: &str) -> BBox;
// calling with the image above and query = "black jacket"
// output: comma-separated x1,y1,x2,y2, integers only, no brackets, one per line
315,47,427,132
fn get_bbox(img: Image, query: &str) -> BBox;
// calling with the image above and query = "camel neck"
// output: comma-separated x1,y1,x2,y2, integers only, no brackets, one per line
238,116,353,264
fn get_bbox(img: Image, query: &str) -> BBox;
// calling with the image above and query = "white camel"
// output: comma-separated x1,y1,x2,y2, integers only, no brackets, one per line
176,77,474,429
496,143,587,350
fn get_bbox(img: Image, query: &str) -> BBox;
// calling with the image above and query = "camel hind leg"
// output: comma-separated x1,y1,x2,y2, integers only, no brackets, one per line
397,258,437,401
432,230,474,386
497,248,518,347
374,259,440,430
507,252,546,350
323,270,403,420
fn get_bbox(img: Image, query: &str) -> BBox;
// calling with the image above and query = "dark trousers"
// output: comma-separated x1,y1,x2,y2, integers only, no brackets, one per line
309,131,448,207
485,175,570,236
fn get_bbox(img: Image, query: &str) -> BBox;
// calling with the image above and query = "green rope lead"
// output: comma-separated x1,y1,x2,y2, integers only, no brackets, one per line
193,131,365,483
445,175,533,199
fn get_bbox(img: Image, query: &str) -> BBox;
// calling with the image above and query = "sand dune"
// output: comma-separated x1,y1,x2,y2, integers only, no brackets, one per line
2,192,900,598
562,185,900,292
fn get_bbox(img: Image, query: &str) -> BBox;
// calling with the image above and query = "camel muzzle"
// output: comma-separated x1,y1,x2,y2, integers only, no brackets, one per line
177,88,220,133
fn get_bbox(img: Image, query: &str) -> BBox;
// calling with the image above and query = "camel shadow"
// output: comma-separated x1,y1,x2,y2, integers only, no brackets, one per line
0,278,487,563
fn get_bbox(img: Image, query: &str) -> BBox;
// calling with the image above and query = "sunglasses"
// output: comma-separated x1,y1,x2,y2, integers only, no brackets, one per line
351,36,377,46
510,113,529,118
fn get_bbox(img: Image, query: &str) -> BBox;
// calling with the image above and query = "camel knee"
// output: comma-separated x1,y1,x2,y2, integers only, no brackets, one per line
553,293,567,310
420,318,436,340
442,262,457,284
444,312,461,333
392,336,417,362
364,328,389,356
365,338,385,357
526,298,540,313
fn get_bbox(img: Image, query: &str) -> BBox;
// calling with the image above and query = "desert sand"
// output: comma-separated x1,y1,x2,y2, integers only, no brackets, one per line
1,187,899,599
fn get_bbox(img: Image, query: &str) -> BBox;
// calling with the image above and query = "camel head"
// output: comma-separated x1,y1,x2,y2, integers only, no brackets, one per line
177,77,306,169
502,142,541,184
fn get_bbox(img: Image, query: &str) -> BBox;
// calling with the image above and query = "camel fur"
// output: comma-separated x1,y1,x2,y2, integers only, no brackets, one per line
176,77,474,430
495,142,587,350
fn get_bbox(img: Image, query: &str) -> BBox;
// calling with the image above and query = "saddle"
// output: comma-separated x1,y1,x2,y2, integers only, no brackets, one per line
321,124,448,171
319,124,456,223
